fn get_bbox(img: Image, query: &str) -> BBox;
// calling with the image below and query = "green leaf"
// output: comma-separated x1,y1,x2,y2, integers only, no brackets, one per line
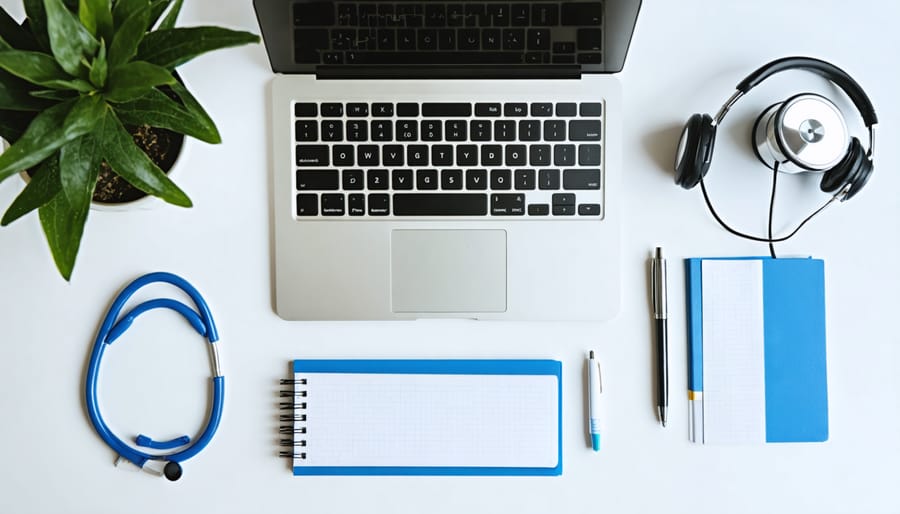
89,39,107,87
0,7,40,51
29,88,76,100
157,0,181,30
0,97,102,183
115,87,220,143
147,0,171,29
0,69,50,110
107,2,150,68
44,0,99,76
0,50,94,91
59,132,102,217
79,0,113,42
1,153,61,226
137,27,260,69
112,0,149,27
100,109,191,206
23,0,51,52
39,177,89,280
104,60,173,102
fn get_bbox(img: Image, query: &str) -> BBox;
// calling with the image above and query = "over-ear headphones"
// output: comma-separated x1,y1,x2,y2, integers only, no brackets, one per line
675,56,877,203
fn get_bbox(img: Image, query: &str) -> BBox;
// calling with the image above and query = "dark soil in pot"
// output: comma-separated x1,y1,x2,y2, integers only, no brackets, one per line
92,124,184,204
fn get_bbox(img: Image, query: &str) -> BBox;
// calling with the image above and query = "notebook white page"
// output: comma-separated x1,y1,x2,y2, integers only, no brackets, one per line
294,372,559,468
701,260,767,445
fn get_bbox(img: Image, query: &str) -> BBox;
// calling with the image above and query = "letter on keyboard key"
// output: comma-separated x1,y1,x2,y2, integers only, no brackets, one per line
297,170,339,190
564,170,602,190
394,194,487,216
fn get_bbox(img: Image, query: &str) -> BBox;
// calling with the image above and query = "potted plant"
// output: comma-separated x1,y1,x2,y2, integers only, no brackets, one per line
0,0,259,279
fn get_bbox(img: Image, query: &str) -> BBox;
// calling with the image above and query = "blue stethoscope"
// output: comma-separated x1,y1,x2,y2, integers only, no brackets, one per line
85,272,224,481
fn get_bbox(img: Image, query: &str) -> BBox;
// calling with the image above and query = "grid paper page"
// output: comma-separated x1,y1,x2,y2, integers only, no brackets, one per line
295,372,559,468
701,260,767,445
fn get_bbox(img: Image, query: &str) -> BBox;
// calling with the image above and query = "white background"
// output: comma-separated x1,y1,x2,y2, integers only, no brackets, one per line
1,0,899,513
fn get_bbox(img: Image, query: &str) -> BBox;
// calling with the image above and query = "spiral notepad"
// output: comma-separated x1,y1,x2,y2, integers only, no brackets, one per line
279,359,562,476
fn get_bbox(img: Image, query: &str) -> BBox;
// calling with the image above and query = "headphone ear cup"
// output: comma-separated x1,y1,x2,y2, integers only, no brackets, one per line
820,137,871,200
674,113,716,190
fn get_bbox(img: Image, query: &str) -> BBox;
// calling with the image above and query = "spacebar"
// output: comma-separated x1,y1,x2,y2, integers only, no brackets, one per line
393,194,487,216
346,52,524,65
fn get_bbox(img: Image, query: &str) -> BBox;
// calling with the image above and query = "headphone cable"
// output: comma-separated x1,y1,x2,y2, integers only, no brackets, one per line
698,163,840,249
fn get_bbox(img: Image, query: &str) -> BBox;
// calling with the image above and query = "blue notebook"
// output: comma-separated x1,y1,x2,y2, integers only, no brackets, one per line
686,257,828,444
282,359,562,475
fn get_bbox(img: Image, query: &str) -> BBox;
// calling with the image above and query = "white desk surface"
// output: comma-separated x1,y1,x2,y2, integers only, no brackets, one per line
1,0,899,512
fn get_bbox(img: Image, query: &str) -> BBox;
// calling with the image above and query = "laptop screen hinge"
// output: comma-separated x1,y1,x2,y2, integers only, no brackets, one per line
315,65,581,80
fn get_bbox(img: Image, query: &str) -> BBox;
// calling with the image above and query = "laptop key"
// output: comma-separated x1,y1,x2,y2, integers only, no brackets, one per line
580,103,603,116
417,169,438,190
396,120,418,141
357,145,379,166
539,168,560,190
553,204,576,216
491,194,526,215
483,28,501,50
553,193,576,206
528,203,550,216
505,145,526,166
421,120,442,141
342,169,364,190
397,103,419,117
471,120,491,141
432,145,453,166
530,145,551,166
295,103,317,117
544,120,566,140
577,28,603,51
519,120,540,141
296,145,329,167
347,103,368,117
295,121,317,142
555,102,577,116
393,169,414,190
475,103,502,116
333,145,353,166
371,120,393,141
532,4,559,25
321,103,343,117
347,120,368,141
569,120,602,141
564,169,602,190
561,2,603,25
554,144,575,166
527,29,550,50
466,169,488,190
321,194,345,216
294,2,335,26
367,169,389,190
445,120,467,141
296,194,318,216
495,120,516,141
457,145,478,166
321,120,343,141
442,169,463,190
531,103,553,116
504,103,527,117
579,203,602,216
368,194,390,215
349,194,365,216
579,144,602,166
515,169,536,190
422,103,473,117
408,145,429,166
491,169,511,190
383,145,404,166
394,194,487,216
482,145,502,166
297,170,339,190
487,4,509,26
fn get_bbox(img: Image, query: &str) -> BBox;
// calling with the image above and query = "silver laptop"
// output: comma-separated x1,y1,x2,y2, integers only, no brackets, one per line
254,0,641,320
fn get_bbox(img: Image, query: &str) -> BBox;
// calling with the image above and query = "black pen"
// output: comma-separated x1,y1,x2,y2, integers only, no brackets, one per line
651,247,668,427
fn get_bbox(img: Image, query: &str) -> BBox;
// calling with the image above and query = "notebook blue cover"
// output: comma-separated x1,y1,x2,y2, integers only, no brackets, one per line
288,359,562,475
685,257,828,443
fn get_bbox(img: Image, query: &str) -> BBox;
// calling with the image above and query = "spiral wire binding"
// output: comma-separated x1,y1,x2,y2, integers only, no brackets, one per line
279,378,308,459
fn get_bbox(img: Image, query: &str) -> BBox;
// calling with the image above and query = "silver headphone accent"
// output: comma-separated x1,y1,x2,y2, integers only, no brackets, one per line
752,93,849,174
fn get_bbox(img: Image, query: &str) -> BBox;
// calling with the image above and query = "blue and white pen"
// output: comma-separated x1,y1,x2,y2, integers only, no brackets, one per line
588,351,603,451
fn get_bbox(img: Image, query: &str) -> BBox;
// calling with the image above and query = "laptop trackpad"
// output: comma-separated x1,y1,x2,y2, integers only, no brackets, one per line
391,230,507,313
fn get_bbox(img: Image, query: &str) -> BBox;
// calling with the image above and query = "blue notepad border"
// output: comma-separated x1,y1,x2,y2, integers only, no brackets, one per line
684,257,828,443
291,359,563,476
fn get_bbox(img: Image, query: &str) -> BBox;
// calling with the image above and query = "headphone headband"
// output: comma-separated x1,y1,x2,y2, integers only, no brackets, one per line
735,56,878,127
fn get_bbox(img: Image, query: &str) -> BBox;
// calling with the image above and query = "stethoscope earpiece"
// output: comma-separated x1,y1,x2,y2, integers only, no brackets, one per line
164,461,183,482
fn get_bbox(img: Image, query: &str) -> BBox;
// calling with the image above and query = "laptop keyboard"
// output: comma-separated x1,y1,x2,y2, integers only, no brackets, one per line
293,2,604,65
294,101,604,218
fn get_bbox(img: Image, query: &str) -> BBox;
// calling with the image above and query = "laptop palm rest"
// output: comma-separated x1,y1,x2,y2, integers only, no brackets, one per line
391,230,507,314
